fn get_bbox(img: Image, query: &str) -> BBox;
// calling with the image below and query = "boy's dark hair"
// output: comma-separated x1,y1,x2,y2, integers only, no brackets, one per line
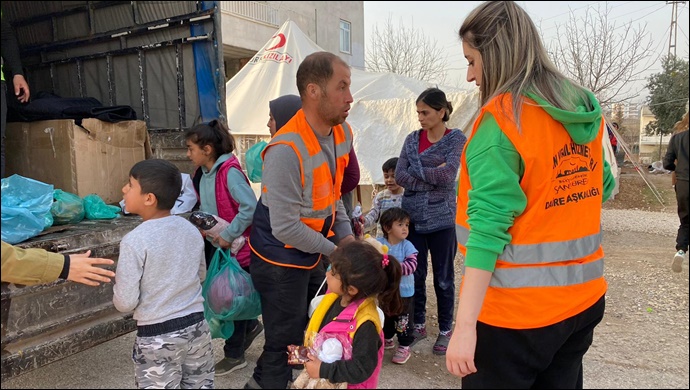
382,157,398,173
329,241,403,317
185,119,236,161
379,207,410,239
416,87,453,122
129,159,181,211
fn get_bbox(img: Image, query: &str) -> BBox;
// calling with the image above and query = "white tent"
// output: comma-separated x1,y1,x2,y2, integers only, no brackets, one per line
225,20,479,185
226,20,618,188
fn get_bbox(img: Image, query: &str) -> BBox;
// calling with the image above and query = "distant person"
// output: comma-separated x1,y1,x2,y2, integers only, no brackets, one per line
247,51,355,390
663,112,689,273
376,207,418,365
608,122,619,154
1,14,31,178
186,119,262,376
447,2,616,388
362,157,404,238
113,159,214,389
301,240,402,388
395,87,466,356
2,241,114,286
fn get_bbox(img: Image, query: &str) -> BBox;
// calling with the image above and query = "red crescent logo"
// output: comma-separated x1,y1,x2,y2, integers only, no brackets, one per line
267,33,286,51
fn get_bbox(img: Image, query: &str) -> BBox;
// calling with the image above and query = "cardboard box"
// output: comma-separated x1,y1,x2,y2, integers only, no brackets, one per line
5,118,148,204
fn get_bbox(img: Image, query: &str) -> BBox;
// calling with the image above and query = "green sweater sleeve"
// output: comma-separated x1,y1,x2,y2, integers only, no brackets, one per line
464,114,526,272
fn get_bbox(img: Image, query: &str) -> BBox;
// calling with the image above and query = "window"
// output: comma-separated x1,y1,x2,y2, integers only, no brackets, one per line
339,20,351,54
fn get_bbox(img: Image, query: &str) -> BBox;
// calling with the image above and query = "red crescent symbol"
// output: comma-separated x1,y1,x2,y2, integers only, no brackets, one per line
267,33,286,51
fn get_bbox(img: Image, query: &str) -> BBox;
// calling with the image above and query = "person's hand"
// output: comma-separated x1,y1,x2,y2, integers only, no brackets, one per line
305,352,322,379
13,74,30,103
445,325,478,378
212,235,232,249
338,234,356,246
67,251,116,286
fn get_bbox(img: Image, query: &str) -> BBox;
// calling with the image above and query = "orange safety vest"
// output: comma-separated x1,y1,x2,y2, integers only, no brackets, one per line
456,94,607,329
249,109,352,269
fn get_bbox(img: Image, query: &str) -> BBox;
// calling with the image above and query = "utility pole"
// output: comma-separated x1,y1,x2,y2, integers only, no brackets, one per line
659,1,685,160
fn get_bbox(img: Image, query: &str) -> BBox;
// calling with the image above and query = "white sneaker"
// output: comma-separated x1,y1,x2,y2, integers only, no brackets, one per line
672,250,685,273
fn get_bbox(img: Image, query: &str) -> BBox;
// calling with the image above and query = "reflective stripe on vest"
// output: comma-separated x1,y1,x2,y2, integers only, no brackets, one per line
456,225,602,265
456,93,607,329
251,109,352,268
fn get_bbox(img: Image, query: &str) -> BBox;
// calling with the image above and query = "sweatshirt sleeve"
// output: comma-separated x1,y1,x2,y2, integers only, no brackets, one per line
464,114,527,272
363,191,383,230
1,18,25,76
1,241,64,285
395,133,436,192
112,239,143,313
318,321,381,384
341,148,360,195
219,168,257,243
663,133,678,172
420,131,466,186
261,144,336,256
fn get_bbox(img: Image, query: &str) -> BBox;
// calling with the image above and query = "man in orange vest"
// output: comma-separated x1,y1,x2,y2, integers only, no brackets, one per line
447,2,616,389
246,51,355,390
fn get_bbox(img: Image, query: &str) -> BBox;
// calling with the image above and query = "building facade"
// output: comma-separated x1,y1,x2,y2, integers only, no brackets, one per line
638,105,672,164
219,1,365,81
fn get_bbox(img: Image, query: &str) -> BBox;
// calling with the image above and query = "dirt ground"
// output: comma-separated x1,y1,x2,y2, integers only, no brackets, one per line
3,169,688,389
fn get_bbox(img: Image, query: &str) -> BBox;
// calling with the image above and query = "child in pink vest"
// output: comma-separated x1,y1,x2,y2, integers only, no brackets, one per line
298,241,403,388
186,119,263,376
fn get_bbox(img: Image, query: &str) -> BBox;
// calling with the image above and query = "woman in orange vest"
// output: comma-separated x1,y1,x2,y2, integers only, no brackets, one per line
446,2,616,389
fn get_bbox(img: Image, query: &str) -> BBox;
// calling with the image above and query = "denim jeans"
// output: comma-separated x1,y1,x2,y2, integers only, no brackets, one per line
407,225,456,333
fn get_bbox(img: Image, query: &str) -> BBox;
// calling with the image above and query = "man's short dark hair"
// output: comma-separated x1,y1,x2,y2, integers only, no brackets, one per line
129,159,181,211
296,51,349,97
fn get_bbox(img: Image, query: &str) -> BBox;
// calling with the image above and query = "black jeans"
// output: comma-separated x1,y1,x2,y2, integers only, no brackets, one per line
249,254,325,389
408,225,457,333
462,295,605,389
383,296,415,347
674,179,689,252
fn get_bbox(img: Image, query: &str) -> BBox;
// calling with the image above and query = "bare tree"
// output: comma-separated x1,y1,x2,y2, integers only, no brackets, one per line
366,15,448,84
548,3,654,107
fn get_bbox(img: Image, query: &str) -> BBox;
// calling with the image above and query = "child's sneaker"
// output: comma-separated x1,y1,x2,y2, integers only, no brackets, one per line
384,338,396,350
392,346,411,364
408,326,427,347
672,250,685,273
215,356,247,376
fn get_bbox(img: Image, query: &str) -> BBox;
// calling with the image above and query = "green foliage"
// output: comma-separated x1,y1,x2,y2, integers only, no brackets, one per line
645,56,689,136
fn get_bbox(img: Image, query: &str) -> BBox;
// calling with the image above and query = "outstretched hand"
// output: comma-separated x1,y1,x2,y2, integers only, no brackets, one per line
68,251,115,286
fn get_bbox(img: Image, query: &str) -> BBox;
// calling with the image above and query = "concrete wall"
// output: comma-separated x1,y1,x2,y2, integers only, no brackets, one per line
220,1,365,79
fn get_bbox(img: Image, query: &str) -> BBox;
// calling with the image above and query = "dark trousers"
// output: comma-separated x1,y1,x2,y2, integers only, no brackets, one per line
383,296,415,347
1,81,7,178
249,254,325,389
462,295,605,389
408,225,456,332
674,179,689,252
203,241,258,359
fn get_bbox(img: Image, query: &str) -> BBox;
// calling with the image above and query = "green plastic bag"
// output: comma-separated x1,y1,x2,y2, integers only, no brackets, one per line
83,194,121,220
51,189,85,225
202,248,261,339
245,140,267,183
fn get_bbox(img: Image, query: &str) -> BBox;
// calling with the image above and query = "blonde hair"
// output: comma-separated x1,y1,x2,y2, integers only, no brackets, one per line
672,111,689,134
458,1,592,125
